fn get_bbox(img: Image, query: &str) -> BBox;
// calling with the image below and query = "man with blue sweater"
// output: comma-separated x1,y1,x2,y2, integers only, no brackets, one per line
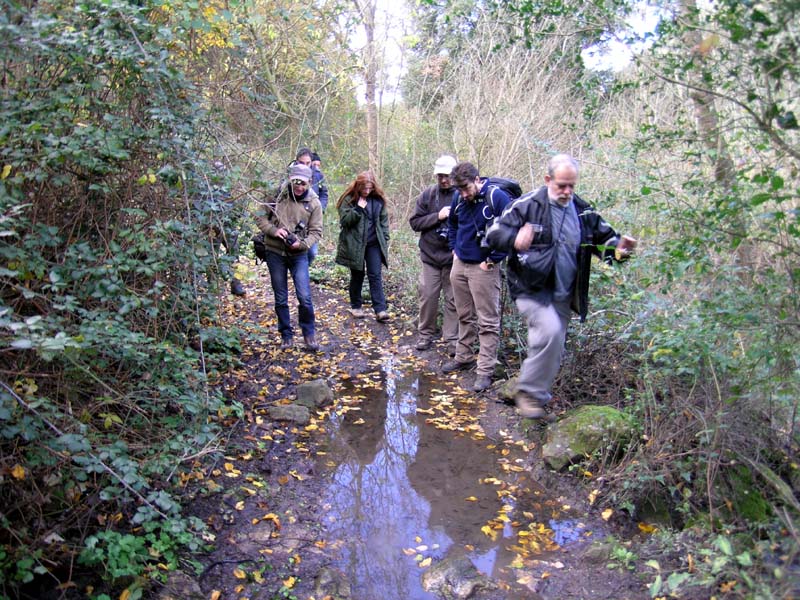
444,161,511,392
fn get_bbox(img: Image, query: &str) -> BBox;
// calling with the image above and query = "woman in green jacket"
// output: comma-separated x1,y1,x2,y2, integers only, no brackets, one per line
335,171,390,322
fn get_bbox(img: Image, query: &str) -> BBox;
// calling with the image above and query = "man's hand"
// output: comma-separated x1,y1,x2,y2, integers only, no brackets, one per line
438,205,451,221
514,223,536,252
275,227,289,240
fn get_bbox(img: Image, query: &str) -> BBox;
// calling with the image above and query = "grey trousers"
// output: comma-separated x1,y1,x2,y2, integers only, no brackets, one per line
417,261,458,343
515,296,572,405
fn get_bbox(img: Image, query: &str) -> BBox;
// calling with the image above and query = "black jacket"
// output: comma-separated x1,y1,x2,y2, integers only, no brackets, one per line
408,185,459,268
486,187,621,321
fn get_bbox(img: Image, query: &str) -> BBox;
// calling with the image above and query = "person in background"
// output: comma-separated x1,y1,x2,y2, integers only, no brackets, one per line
335,171,391,323
310,152,329,211
254,163,323,351
486,153,636,420
294,148,328,264
444,161,511,392
409,155,459,354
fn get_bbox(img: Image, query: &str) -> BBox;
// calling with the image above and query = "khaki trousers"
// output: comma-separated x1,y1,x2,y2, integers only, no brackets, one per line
450,257,501,377
417,261,458,343
515,297,572,405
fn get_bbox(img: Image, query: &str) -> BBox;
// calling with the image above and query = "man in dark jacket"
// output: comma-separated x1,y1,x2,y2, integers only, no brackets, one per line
409,155,459,353
444,161,512,392
486,154,635,420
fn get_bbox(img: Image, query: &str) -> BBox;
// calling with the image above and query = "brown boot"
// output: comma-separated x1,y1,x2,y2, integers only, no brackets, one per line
514,391,556,422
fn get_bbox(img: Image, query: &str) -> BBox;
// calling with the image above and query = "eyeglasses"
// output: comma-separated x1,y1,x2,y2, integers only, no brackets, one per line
291,179,308,186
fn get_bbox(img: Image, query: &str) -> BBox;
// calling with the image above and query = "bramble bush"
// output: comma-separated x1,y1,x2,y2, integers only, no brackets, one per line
0,0,239,596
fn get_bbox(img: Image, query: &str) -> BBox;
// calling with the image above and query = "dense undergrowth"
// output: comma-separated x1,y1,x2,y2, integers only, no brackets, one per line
1,0,798,598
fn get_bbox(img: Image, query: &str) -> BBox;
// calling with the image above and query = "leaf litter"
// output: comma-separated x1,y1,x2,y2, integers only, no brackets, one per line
184,267,652,599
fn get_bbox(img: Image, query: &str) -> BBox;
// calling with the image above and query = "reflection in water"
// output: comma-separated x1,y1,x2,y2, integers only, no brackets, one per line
320,353,589,599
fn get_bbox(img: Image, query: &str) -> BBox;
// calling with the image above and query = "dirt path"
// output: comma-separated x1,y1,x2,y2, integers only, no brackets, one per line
181,272,651,600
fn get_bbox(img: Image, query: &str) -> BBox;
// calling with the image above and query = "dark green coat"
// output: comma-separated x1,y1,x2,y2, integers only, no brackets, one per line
335,194,390,269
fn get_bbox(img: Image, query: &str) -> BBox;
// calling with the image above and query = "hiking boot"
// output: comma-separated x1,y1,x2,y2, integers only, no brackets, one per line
472,375,492,392
446,342,457,357
280,336,293,349
375,311,390,323
349,307,366,319
515,391,556,422
415,338,433,351
303,335,319,352
230,278,245,296
441,359,477,373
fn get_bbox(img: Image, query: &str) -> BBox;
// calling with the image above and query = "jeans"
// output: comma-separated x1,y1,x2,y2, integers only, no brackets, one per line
308,242,318,265
265,250,315,339
349,243,387,313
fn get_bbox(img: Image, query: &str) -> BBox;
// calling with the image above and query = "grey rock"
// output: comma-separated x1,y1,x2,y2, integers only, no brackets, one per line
268,404,310,424
421,553,496,599
314,566,351,599
296,378,333,408
155,570,204,600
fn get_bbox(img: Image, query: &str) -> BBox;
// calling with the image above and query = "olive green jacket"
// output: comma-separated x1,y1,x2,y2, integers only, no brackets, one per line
335,194,390,269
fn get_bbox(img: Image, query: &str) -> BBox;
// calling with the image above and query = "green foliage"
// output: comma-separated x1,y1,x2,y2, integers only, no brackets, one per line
0,0,237,595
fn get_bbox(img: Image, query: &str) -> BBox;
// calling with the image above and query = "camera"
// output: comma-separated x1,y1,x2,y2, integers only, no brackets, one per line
283,232,298,246
435,223,449,239
476,229,490,249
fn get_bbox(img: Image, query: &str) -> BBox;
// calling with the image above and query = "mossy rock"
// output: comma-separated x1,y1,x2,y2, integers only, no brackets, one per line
720,465,771,523
542,405,635,471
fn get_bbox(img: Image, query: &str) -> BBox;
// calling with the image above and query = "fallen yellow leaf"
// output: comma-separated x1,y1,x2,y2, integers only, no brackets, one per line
210,591,222,600
601,508,613,521
235,501,245,511
233,568,247,579
11,464,25,480
588,489,600,505
282,576,296,589
465,496,477,502
638,522,658,534
419,557,432,568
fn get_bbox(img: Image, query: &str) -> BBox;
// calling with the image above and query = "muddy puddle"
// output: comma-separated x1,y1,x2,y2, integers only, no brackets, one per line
316,351,605,599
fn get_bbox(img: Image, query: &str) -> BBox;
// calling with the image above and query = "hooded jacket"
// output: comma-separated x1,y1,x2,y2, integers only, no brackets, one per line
486,186,621,321
335,194,390,269
255,184,322,256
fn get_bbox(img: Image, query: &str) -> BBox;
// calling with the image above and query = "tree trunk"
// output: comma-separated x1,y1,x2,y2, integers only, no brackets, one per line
355,0,380,177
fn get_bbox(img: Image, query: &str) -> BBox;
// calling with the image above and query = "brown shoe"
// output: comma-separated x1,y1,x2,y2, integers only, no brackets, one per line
348,307,366,319
441,359,477,373
515,391,556,422
375,311,390,323
415,338,433,351
472,375,492,392
303,335,319,352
